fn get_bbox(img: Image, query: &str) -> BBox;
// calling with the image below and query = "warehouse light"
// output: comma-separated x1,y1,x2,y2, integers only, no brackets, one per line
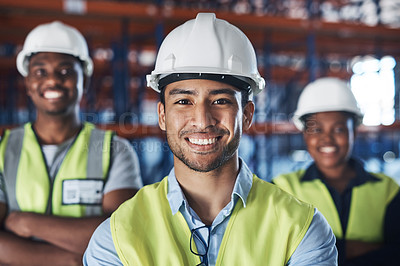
383,151,396,163
350,55,396,126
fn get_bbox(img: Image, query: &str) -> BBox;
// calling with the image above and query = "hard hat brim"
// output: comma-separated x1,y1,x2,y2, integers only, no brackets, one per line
16,49,93,77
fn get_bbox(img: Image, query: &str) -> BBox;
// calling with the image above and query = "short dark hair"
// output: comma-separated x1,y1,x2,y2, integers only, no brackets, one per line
28,52,85,72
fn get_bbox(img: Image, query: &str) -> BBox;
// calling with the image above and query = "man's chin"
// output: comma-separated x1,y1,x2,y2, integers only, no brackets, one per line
184,162,221,173
178,153,236,173
44,108,70,116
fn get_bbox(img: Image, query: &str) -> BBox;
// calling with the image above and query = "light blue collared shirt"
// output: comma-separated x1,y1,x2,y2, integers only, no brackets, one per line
84,159,337,265
167,160,252,265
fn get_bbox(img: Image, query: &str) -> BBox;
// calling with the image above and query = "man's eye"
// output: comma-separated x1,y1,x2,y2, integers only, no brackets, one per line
175,99,191,105
33,69,46,77
213,99,231,105
60,68,73,77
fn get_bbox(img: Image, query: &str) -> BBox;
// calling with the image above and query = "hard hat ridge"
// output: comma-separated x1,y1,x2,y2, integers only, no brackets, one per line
16,21,93,77
147,13,265,96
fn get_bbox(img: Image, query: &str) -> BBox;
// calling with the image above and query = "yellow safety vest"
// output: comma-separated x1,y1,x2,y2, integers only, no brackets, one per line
274,170,399,242
110,175,314,266
0,122,113,217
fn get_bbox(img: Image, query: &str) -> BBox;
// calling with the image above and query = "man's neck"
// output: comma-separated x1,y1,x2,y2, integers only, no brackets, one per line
33,114,82,145
174,156,240,226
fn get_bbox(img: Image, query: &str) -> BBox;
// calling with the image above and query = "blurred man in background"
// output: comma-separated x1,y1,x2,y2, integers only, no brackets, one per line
0,21,142,265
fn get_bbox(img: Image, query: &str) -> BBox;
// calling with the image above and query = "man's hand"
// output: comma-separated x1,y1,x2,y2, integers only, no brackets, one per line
346,240,383,259
4,211,35,238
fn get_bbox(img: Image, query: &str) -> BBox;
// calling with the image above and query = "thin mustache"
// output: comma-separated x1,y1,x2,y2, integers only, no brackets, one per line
179,127,229,138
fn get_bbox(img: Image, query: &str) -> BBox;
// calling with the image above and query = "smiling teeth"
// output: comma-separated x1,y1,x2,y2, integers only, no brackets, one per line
320,146,336,153
188,138,217,145
44,91,63,99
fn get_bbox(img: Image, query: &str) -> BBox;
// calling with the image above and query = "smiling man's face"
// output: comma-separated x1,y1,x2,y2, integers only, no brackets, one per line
25,52,85,117
158,78,254,172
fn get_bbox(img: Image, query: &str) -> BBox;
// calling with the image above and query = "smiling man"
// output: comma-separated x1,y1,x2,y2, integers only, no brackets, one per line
274,77,400,265
0,21,142,264
84,13,337,265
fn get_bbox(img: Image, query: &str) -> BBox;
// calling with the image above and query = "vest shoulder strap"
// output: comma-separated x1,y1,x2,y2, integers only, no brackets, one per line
3,125,26,212
81,122,113,179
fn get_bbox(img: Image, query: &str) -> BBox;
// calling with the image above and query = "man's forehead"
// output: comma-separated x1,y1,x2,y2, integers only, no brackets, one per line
29,52,79,64
165,79,241,94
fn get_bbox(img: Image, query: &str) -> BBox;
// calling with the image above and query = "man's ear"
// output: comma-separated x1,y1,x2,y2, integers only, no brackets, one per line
24,77,33,98
157,102,166,131
83,75,90,94
243,101,255,131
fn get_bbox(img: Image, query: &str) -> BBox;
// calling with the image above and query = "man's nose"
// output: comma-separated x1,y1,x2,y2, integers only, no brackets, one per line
190,103,216,129
43,72,64,87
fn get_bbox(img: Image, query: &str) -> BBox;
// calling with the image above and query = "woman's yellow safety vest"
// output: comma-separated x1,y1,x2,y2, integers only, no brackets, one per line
274,170,399,242
110,176,314,266
0,122,112,217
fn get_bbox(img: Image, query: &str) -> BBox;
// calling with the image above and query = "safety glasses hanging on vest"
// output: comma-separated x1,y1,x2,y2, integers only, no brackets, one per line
190,225,211,266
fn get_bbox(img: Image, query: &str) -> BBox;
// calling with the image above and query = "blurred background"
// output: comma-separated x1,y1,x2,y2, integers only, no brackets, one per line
1,0,400,185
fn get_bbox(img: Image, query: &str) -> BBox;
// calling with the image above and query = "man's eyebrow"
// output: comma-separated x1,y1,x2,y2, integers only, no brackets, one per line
168,87,238,96
168,88,198,96
59,61,75,67
29,60,75,68
29,62,43,68
209,88,237,96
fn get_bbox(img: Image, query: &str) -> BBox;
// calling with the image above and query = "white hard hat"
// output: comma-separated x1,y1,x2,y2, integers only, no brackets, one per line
292,77,363,131
146,13,265,96
17,21,93,77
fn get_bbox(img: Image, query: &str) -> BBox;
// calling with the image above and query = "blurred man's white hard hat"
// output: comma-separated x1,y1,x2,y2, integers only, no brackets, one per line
17,21,93,77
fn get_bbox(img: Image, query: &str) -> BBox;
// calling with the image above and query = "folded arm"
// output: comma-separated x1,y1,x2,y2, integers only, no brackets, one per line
342,191,400,265
288,208,338,265
0,188,136,264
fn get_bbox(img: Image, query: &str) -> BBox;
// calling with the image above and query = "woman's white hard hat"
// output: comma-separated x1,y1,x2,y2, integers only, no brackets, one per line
292,77,363,131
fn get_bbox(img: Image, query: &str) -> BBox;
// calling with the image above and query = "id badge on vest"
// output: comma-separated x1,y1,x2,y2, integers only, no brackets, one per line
62,179,104,205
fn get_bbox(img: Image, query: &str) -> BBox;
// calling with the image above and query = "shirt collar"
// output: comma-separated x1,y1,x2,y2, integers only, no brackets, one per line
301,157,380,186
167,158,253,215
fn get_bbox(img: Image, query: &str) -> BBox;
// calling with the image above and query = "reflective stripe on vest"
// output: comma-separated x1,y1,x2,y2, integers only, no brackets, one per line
274,170,400,242
110,175,314,266
0,122,112,217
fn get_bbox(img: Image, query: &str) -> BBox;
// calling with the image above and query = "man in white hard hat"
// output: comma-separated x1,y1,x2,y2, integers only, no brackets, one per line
274,77,400,265
84,13,337,265
0,21,143,264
